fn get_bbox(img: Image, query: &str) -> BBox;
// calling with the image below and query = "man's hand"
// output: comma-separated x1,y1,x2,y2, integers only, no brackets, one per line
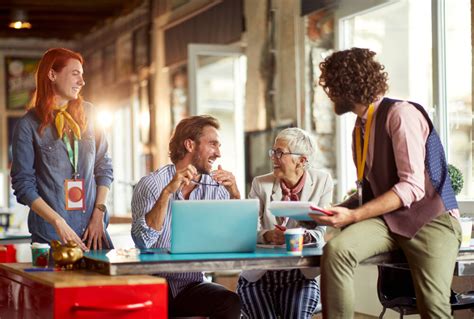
82,208,110,250
165,164,198,194
310,190,404,229
309,206,357,229
146,165,198,231
264,229,285,245
211,165,240,199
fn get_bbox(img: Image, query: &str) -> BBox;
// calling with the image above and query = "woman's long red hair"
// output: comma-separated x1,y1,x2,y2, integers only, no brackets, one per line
29,48,86,136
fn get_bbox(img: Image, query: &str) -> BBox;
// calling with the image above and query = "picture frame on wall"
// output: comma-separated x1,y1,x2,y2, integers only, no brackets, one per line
5,56,40,110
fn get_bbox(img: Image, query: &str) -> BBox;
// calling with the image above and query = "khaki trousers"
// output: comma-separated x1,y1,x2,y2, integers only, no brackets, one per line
321,213,462,319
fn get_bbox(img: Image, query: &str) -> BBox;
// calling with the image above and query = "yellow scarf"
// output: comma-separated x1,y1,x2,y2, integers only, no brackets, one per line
54,105,81,139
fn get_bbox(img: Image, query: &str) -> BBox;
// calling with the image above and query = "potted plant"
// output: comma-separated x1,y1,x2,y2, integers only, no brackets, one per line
449,164,471,247
448,164,464,197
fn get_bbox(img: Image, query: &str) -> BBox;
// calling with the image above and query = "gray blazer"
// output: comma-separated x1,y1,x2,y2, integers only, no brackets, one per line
241,168,334,282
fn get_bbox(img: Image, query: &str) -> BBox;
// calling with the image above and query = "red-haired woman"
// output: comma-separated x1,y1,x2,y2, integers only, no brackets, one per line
11,48,114,251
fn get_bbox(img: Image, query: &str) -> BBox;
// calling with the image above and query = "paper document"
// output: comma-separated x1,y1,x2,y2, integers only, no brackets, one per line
269,201,331,221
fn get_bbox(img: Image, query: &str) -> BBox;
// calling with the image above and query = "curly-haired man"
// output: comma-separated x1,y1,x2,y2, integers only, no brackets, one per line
310,47,461,318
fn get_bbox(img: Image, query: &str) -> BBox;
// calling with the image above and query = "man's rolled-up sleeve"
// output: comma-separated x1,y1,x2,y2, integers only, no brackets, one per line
387,103,430,207
131,177,163,248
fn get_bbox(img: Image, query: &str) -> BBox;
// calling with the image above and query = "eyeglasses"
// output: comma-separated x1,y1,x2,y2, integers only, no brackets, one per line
268,149,304,159
191,175,220,187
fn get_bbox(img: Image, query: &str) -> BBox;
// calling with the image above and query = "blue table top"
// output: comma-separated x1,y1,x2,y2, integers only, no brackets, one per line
84,245,324,265
84,238,474,266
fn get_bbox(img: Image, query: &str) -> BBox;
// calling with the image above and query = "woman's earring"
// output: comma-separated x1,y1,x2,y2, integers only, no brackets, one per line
301,157,308,169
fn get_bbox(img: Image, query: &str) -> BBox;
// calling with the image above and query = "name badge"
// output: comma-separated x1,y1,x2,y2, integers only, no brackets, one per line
65,179,85,211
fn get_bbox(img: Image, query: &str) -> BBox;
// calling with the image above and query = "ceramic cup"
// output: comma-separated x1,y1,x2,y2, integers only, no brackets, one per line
284,228,304,254
31,242,50,267
459,217,473,248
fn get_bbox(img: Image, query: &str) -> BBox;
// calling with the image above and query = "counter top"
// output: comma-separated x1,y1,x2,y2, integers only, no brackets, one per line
0,263,166,288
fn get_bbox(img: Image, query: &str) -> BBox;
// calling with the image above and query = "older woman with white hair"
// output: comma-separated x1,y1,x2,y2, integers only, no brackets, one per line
237,127,333,319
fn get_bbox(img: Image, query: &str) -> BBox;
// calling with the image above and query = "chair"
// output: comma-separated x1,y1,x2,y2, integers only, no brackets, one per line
450,290,474,312
377,264,418,318
377,263,474,319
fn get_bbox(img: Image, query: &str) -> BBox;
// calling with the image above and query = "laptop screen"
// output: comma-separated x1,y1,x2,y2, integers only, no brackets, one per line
170,199,259,254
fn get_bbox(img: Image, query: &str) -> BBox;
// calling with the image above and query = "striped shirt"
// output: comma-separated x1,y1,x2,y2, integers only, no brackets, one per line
131,164,230,297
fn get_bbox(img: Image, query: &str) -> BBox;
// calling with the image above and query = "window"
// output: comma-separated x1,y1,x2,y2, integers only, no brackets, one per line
445,0,472,200
108,105,134,216
95,102,139,217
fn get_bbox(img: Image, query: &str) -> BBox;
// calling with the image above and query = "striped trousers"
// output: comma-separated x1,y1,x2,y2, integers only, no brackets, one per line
237,269,320,319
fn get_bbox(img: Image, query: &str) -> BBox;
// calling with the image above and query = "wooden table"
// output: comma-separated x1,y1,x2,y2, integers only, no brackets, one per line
0,263,167,319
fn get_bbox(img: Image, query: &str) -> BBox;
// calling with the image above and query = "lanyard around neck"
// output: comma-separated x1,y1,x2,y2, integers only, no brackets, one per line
63,134,79,178
355,103,375,183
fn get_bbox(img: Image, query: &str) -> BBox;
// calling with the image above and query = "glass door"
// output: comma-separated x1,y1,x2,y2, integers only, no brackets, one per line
188,44,247,193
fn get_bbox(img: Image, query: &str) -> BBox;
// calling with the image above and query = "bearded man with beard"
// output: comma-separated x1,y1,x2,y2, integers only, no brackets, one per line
310,47,461,318
131,115,241,318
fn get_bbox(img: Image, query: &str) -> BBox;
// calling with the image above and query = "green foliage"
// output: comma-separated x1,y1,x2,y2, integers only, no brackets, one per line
448,164,464,196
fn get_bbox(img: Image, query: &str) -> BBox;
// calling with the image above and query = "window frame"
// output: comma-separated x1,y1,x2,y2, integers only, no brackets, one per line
434,0,473,212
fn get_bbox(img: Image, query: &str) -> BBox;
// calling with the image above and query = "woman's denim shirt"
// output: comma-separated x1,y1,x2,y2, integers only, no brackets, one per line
10,102,114,243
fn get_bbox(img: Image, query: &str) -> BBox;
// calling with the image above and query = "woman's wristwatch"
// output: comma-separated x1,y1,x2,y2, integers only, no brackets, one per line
94,204,107,212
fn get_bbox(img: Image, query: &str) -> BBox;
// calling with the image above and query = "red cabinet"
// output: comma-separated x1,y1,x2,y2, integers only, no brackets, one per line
0,263,167,318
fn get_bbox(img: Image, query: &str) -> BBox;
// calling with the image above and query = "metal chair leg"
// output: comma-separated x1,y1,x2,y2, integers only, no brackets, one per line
396,307,404,319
